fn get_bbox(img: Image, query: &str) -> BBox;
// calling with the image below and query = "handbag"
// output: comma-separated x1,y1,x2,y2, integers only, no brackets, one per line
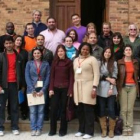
114,117,123,135
66,97,75,121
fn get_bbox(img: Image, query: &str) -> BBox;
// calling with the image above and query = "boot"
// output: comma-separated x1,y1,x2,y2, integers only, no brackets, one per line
108,117,116,138
99,117,107,137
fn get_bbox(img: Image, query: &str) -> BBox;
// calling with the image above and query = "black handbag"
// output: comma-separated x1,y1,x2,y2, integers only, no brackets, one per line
114,117,123,135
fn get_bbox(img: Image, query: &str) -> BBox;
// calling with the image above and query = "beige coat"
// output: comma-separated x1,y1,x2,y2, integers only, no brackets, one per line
73,55,100,105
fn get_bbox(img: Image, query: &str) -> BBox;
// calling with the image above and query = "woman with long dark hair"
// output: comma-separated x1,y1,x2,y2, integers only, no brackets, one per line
97,47,118,138
48,44,74,137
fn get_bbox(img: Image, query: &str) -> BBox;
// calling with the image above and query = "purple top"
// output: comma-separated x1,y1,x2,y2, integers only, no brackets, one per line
66,26,86,43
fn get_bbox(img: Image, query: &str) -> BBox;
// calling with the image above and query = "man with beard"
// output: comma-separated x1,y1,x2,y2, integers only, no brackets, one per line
66,14,86,43
0,22,16,52
40,17,65,55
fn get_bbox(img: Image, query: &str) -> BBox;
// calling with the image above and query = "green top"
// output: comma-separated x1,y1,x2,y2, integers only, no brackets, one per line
114,44,119,52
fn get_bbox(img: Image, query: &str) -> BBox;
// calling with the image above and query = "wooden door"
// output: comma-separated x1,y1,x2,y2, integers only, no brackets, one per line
50,0,81,32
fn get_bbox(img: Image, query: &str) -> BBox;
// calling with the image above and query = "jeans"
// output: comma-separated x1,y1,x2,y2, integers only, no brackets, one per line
120,85,136,130
97,95,116,119
0,83,19,131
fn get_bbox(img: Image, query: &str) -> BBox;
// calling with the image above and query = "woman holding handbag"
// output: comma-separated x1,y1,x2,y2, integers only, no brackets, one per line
25,47,50,136
73,42,100,139
48,44,74,137
97,47,118,138
117,44,139,136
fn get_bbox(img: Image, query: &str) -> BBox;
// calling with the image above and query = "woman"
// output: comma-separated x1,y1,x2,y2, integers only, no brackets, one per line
117,45,139,136
87,33,103,61
64,36,77,60
73,42,100,139
14,35,28,120
123,23,140,56
66,29,80,50
49,44,74,137
97,47,118,138
25,47,50,136
98,22,113,49
111,32,124,61
83,22,97,42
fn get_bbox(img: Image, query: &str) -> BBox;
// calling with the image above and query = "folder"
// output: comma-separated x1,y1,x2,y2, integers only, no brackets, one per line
18,90,25,104
27,94,45,106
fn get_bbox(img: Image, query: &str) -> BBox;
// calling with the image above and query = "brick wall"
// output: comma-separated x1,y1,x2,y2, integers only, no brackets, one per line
0,0,49,35
109,0,140,35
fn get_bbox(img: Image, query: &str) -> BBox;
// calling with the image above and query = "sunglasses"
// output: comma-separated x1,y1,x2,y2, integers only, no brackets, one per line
130,29,137,31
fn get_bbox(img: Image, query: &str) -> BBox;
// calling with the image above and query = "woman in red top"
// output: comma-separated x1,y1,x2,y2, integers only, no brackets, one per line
48,44,74,137
117,44,139,136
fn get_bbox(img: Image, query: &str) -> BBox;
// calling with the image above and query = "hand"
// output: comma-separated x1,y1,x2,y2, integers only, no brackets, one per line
49,90,54,98
0,86,3,93
21,87,25,93
108,89,113,97
68,94,72,97
37,91,43,97
91,90,96,99
32,91,37,97
106,78,116,85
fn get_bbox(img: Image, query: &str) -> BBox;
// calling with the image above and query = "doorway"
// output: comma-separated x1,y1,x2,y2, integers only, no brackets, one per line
81,0,106,35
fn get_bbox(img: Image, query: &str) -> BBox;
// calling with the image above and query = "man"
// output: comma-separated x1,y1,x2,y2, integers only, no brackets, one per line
0,36,25,136
40,17,65,55
0,22,16,52
66,14,86,43
24,23,36,52
24,10,47,37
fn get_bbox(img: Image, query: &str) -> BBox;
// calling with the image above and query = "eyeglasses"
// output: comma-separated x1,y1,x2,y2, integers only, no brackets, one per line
130,29,137,31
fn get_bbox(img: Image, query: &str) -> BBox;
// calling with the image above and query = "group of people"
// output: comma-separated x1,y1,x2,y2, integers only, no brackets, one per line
0,10,140,139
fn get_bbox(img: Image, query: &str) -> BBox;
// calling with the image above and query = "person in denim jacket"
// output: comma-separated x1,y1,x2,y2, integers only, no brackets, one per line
25,47,50,136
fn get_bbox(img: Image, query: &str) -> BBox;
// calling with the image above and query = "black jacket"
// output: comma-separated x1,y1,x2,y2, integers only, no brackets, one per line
0,50,25,89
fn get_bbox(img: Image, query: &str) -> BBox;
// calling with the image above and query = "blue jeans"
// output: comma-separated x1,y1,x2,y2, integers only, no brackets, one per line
29,104,45,130
97,95,116,119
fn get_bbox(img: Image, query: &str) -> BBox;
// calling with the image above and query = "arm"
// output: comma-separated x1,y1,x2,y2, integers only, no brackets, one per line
49,61,55,91
134,45,140,64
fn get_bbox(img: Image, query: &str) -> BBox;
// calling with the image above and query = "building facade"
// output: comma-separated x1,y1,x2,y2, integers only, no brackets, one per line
0,0,140,35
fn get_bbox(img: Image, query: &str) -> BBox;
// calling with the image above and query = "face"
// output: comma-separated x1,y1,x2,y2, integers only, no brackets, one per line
57,48,65,59
47,18,56,30
6,23,15,35
26,25,34,35
129,25,137,36
88,26,96,34
33,50,42,60
124,47,132,57
33,11,41,23
72,15,81,26
81,45,90,56
36,36,44,46
15,37,22,47
65,37,73,48
103,24,111,35
4,40,14,52
113,36,121,45
69,31,76,40
104,48,111,60
87,33,97,45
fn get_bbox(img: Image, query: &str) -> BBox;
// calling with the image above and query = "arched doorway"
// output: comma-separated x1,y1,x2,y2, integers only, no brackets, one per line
50,0,109,32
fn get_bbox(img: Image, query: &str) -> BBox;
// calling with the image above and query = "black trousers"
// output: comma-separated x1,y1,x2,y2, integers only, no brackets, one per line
0,83,19,131
50,87,68,134
77,103,94,135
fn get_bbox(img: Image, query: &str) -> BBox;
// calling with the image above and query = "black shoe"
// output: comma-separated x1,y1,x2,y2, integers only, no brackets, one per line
21,114,27,120
7,115,11,120
48,132,56,136
59,132,66,137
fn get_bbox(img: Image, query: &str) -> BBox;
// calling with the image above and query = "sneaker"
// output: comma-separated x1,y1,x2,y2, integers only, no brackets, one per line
36,130,41,136
82,134,92,139
128,130,133,136
122,130,127,136
31,130,36,136
0,131,4,136
75,132,84,137
12,130,19,135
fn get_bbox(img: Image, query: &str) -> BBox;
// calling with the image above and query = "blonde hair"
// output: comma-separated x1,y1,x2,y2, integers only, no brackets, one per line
127,23,139,36
32,10,42,16
102,22,111,29
86,22,97,34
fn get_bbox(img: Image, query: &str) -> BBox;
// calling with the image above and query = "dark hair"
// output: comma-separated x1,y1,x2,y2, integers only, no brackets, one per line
46,17,56,22
64,36,74,42
31,47,43,60
36,34,45,40
77,42,92,57
101,47,114,76
124,44,133,52
3,35,14,43
71,13,80,19
14,35,25,49
25,23,34,29
66,29,78,42
111,32,124,50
